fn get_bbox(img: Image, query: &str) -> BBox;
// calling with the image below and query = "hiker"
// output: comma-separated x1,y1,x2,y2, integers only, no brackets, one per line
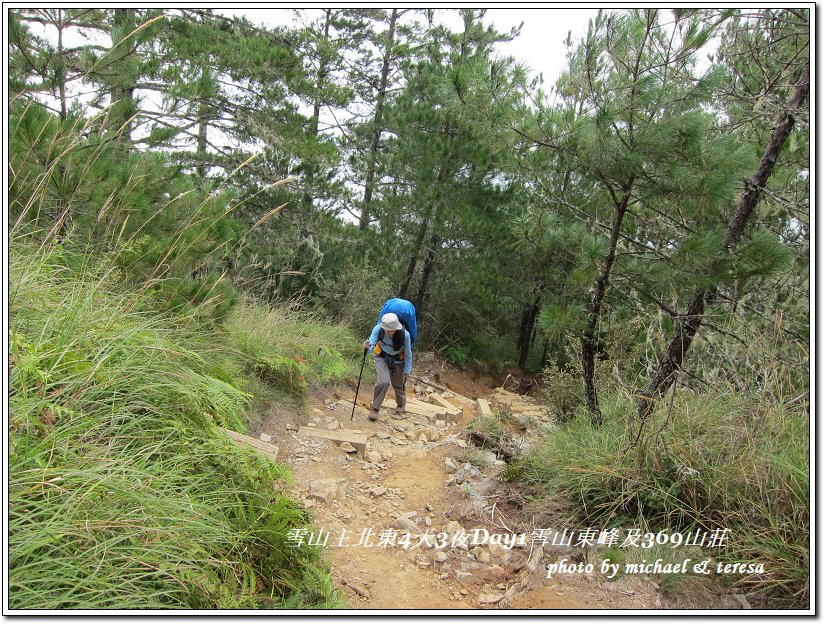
363,312,413,421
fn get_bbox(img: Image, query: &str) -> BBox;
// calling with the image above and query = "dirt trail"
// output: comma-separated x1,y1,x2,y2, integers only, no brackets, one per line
250,355,665,610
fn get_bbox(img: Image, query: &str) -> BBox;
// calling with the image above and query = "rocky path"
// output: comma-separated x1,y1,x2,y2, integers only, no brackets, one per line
245,362,665,610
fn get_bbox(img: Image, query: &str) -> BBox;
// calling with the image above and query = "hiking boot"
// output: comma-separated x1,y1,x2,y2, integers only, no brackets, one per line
368,409,379,421
394,404,406,414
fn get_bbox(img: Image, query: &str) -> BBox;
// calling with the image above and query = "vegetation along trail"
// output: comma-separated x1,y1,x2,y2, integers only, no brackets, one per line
8,6,809,613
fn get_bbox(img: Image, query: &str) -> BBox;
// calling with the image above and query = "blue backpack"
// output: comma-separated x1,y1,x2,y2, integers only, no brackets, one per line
378,298,417,343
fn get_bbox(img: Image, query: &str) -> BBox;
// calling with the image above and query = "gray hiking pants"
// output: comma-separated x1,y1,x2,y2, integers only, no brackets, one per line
372,355,406,411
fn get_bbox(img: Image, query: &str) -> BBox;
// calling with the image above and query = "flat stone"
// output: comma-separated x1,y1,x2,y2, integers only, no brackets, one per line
327,420,341,431
435,551,449,563
455,570,473,581
373,431,391,439
258,433,272,443
365,450,383,464
371,486,387,497
339,441,358,453
478,593,504,605
308,478,348,503
478,565,508,583
394,516,420,532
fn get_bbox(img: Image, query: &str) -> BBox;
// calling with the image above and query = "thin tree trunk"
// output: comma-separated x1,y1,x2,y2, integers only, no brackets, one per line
518,296,541,369
398,206,431,299
111,9,136,147
196,73,209,182
359,8,397,230
310,9,332,137
582,177,635,423
637,62,810,419
304,9,332,211
57,9,67,121
414,229,439,313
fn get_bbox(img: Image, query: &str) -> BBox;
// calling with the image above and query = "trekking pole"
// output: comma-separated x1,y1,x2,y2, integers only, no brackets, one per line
351,347,368,421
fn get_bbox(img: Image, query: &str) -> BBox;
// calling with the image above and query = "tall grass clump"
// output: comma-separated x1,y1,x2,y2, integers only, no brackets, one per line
8,242,345,609
224,299,362,401
506,388,809,607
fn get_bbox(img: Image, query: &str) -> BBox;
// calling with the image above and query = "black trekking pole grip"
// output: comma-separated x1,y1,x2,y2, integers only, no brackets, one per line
351,347,368,421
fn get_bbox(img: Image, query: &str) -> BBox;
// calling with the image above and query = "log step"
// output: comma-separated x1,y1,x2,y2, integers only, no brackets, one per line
477,398,493,417
220,427,280,462
298,427,367,457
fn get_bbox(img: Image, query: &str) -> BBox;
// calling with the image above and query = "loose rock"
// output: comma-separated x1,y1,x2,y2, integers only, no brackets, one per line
339,441,358,453
365,451,383,464
308,478,348,502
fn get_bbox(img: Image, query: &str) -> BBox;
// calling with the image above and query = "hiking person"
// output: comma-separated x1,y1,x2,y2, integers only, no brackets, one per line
363,312,413,421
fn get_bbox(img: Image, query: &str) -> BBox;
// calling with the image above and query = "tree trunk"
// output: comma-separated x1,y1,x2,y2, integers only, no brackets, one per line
518,295,541,369
304,9,332,211
359,8,397,230
582,177,634,423
540,338,550,369
57,9,67,121
196,70,209,182
310,9,332,137
110,9,136,147
398,206,431,299
637,62,810,419
414,230,439,314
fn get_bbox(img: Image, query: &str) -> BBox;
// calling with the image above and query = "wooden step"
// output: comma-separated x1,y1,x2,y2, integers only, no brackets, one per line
429,393,461,413
494,387,523,397
382,399,460,424
408,376,475,406
409,397,460,417
298,427,367,457
333,401,373,420
219,427,280,462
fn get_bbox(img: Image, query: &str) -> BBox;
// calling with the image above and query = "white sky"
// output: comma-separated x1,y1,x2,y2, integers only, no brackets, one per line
227,7,600,89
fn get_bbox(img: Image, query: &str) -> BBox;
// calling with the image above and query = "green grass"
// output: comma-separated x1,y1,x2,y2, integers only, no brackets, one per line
223,299,362,403
8,242,347,609
506,388,810,607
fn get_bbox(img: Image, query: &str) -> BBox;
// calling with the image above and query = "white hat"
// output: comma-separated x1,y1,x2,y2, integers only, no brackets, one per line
380,312,403,331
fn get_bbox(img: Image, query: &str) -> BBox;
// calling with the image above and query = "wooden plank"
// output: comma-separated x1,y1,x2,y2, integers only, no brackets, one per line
333,401,373,420
408,375,475,405
298,427,367,456
383,399,440,421
477,398,493,417
493,395,534,406
408,397,459,417
430,393,461,413
507,403,544,412
220,427,280,462
494,387,523,397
